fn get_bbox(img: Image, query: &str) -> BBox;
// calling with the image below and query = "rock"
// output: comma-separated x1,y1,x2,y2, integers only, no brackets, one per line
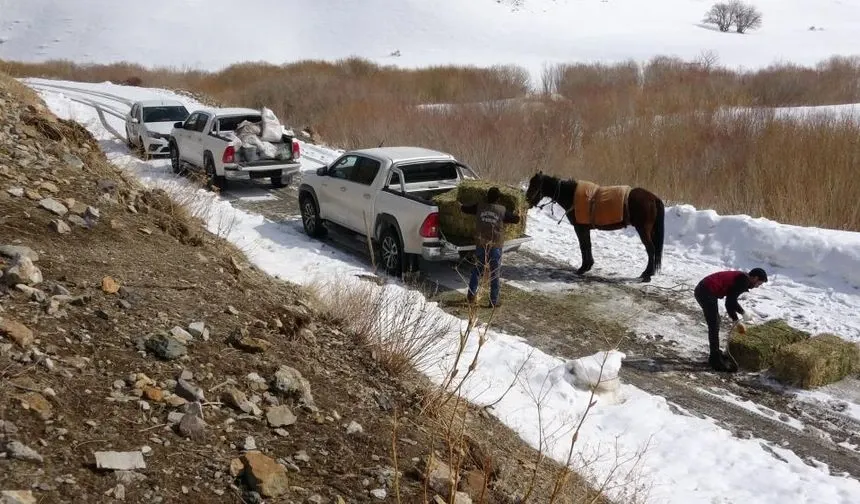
62,153,84,169
115,470,147,485
94,451,147,471
231,335,272,353
169,326,194,344
187,321,208,341
15,391,52,420
243,436,257,451
0,420,19,438
145,333,187,360
274,428,289,438
68,201,88,216
175,379,205,402
167,412,185,424
178,413,206,442
38,198,67,216
272,366,315,407
102,276,120,294
226,305,240,315
67,214,88,228
24,189,42,201
3,255,42,286
5,187,24,198
266,405,297,428
0,317,34,348
51,219,71,234
142,386,163,402
370,489,387,500
221,387,257,415
0,490,37,504
39,182,59,194
230,457,245,477
426,457,455,497
0,245,38,262
86,206,101,220
308,494,324,504
3,440,43,464
453,492,473,504
51,284,69,295
242,451,290,498
165,395,188,408
347,421,364,435
14,284,46,302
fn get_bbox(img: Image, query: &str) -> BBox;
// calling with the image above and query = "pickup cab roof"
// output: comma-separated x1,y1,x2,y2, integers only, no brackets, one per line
350,146,456,164
136,99,185,107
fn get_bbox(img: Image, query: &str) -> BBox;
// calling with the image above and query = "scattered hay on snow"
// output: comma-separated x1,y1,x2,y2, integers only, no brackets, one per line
772,334,860,389
728,319,810,371
432,179,527,245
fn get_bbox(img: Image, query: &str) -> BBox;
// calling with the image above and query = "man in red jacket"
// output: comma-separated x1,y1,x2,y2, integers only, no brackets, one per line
694,267,768,372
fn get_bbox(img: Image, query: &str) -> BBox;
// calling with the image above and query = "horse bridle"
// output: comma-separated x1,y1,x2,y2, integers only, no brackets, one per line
531,175,576,225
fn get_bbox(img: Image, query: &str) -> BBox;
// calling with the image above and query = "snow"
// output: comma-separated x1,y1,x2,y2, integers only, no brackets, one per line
524,202,860,346
3,0,860,82
27,80,860,504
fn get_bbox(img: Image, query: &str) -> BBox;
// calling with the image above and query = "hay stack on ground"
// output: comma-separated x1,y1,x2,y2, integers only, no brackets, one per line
727,319,810,371
432,180,528,245
772,334,860,389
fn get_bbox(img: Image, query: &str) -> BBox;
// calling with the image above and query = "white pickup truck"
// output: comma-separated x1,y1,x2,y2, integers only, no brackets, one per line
168,107,301,190
298,146,531,276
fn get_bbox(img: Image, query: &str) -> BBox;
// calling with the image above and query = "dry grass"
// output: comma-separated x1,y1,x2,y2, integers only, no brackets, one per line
4,54,860,229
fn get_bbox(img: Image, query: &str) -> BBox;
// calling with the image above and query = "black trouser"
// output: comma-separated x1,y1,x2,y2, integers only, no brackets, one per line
694,280,721,356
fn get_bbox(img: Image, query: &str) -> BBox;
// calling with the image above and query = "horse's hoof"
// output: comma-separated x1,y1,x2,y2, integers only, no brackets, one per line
639,275,652,283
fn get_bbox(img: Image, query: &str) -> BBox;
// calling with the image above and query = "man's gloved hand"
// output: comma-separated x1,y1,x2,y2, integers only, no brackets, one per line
735,321,747,334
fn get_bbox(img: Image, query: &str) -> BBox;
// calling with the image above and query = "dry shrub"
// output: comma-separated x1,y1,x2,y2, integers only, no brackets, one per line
6,54,860,229
309,278,455,375
140,189,204,246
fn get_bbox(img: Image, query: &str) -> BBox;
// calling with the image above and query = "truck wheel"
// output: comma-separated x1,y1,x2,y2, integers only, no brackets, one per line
379,227,404,277
300,194,327,238
170,142,184,175
205,155,226,191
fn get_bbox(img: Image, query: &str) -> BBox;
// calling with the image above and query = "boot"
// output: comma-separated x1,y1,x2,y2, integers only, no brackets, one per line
708,351,738,373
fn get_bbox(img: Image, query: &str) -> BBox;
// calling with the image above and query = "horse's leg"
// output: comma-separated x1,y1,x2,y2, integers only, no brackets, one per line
574,225,595,275
635,222,655,282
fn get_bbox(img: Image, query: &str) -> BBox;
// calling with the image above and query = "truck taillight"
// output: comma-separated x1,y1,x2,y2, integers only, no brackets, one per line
419,212,439,238
223,145,235,164
291,140,301,159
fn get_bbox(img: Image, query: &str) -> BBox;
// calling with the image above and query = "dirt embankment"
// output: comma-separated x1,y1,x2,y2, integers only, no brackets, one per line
0,73,605,504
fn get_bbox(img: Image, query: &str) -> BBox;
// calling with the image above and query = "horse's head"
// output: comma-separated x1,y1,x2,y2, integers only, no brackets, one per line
525,171,545,208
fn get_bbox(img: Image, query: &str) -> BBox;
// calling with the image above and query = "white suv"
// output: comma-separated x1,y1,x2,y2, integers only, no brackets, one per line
125,100,190,158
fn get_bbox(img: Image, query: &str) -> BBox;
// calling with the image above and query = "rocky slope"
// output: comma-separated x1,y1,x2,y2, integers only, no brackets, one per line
0,73,600,504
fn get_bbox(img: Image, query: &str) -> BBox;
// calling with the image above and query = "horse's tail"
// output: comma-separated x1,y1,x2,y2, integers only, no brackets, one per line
653,197,665,273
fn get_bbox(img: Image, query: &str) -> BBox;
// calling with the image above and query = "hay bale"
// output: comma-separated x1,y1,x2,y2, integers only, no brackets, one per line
432,180,528,245
772,334,860,389
727,319,810,371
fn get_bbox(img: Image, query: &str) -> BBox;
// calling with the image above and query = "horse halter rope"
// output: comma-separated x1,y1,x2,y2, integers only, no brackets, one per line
532,177,576,225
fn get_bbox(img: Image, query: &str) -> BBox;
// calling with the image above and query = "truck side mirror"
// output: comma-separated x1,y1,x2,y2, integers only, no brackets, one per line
316,167,327,176
174,122,184,129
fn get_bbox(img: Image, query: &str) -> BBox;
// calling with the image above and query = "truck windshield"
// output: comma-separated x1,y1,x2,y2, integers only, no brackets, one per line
143,106,189,123
390,161,459,185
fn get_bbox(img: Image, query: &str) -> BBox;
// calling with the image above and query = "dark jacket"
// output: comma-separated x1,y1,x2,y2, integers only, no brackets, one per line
461,202,520,248
701,270,752,321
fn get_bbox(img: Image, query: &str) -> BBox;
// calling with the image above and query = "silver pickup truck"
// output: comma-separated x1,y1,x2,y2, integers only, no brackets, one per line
298,146,531,276
168,107,301,190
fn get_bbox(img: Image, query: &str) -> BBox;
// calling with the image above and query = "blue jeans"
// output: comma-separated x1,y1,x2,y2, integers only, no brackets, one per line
468,246,502,306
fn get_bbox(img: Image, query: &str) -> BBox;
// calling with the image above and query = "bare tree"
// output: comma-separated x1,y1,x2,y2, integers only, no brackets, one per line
703,1,763,34
703,2,734,32
733,2,763,33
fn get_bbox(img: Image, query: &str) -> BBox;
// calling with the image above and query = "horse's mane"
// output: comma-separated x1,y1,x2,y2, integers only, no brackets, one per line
540,174,576,205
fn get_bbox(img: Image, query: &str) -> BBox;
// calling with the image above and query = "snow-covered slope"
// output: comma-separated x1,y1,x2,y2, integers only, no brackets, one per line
2,0,860,80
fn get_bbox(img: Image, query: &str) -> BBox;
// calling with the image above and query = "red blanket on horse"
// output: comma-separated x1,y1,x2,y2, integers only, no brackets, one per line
573,181,631,227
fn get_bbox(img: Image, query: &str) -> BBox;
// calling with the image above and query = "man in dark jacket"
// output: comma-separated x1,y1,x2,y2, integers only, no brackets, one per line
460,187,521,308
694,267,768,372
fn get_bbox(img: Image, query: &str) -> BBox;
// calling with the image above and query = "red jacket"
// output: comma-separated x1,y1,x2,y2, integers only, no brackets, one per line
700,270,753,321
702,270,746,298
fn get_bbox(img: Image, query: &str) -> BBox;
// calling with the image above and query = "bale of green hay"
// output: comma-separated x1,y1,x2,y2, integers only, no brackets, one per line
432,180,528,245
771,334,860,389
727,319,810,371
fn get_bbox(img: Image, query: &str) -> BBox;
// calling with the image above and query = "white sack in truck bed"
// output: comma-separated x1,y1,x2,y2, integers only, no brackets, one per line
231,109,291,162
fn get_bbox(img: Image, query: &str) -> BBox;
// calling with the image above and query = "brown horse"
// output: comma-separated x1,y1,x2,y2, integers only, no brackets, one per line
525,171,665,282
